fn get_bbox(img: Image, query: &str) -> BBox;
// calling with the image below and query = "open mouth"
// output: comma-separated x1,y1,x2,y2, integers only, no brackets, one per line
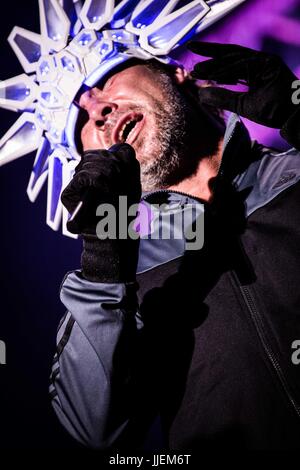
112,112,144,145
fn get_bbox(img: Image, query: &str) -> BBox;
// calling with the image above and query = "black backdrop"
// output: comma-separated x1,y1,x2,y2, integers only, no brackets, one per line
0,0,82,449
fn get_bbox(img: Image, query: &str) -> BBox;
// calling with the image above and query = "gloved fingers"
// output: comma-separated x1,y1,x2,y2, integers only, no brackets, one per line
198,86,250,116
62,144,141,216
192,57,247,84
193,54,265,86
77,144,139,177
61,167,110,208
109,146,141,180
187,41,256,59
80,144,136,165
74,152,102,176
108,142,136,162
75,155,120,184
74,150,116,178
61,180,85,213
74,168,109,189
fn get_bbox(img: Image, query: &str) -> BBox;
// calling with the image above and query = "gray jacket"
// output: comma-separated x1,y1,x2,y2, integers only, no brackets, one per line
50,114,300,449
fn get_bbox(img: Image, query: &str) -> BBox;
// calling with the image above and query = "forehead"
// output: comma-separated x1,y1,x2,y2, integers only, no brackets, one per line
96,62,157,89
76,62,155,104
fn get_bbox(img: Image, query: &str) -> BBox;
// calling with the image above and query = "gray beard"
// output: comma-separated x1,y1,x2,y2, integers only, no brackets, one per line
139,85,195,192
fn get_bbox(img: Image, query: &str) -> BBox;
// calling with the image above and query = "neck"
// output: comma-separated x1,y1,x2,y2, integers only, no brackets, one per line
167,138,224,202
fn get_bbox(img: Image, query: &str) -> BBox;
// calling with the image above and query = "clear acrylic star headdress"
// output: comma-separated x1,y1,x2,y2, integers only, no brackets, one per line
0,0,245,237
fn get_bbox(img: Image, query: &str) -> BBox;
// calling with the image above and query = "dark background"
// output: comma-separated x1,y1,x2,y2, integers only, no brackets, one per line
0,0,82,448
0,0,299,449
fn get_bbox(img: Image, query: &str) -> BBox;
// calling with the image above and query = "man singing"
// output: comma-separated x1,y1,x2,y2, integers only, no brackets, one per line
50,40,300,450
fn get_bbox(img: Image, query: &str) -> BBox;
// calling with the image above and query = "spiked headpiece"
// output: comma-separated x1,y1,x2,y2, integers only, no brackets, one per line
0,0,245,236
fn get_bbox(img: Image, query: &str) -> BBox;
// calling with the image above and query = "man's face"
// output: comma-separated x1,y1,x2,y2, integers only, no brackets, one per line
77,62,219,191
79,64,167,153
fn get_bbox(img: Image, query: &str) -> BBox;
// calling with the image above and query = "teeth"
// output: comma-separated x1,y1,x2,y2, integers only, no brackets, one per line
118,118,136,143
126,126,135,141
118,123,127,142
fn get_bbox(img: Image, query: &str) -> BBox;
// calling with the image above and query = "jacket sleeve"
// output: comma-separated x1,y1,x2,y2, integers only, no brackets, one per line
49,270,145,449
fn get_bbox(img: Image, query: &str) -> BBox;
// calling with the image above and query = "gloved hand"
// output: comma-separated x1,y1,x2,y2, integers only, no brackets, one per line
61,143,141,283
281,106,300,150
188,42,300,148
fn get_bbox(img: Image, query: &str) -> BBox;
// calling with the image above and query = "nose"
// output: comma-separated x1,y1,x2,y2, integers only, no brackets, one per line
79,89,117,127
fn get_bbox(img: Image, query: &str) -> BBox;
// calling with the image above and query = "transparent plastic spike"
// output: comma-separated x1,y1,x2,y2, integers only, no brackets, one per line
8,27,42,73
27,137,51,202
0,74,38,112
135,0,210,55
111,0,141,28
69,28,98,55
72,0,85,36
39,0,71,53
62,158,79,238
36,55,58,83
56,50,82,74
79,0,115,31
59,0,81,36
127,0,175,33
0,113,42,167
46,148,67,230
39,84,65,109
194,0,246,35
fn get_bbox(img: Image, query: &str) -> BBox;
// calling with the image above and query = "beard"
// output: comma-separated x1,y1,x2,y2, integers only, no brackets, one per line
138,99,191,191
75,64,223,193
136,71,222,192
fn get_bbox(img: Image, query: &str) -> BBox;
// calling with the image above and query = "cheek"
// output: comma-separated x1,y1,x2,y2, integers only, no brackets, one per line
80,122,89,142
80,121,98,150
79,121,109,151
136,118,161,160
81,120,97,141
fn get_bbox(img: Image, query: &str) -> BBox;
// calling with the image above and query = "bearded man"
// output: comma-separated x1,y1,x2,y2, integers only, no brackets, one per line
50,42,300,451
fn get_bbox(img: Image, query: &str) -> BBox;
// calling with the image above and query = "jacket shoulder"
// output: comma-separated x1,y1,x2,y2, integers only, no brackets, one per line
235,146,300,216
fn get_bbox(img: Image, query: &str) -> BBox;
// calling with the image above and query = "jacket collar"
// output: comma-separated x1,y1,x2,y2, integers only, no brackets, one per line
142,113,253,205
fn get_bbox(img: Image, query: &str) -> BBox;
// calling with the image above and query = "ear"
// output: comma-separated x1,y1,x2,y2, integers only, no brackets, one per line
174,66,188,84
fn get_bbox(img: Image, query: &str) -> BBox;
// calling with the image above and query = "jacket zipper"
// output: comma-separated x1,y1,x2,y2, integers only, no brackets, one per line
142,120,300,418
238,279,300,419
142,188,205,203
224,122,300,418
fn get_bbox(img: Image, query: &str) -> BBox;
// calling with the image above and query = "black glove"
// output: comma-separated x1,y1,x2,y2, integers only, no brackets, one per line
188,42,300,147
61,143,141,283
281,106,300,150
